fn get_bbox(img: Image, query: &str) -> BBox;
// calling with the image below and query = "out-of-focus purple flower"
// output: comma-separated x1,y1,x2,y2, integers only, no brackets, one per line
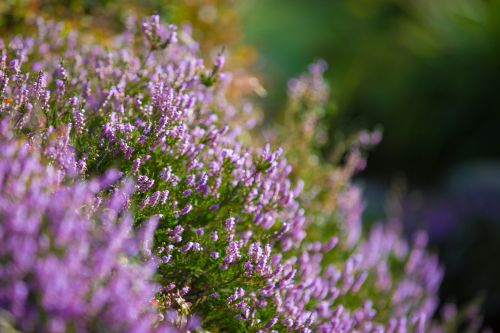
0,124,172,332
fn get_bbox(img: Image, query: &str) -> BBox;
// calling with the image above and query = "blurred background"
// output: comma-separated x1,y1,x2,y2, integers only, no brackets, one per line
2,0,500,330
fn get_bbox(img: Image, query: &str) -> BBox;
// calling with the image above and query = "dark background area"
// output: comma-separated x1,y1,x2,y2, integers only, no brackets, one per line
240,0,500,330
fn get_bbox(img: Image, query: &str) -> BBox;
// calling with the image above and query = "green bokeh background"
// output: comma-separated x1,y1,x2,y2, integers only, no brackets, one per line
241,0,500,184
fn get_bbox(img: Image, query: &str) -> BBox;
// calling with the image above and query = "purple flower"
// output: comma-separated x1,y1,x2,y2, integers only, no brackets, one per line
0,125,171,332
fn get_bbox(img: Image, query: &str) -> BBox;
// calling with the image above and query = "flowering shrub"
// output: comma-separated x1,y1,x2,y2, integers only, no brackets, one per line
0,14,472,332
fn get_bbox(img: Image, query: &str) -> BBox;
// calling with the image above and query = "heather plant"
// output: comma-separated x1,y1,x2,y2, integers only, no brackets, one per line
0,121,192,332
0,14,485,332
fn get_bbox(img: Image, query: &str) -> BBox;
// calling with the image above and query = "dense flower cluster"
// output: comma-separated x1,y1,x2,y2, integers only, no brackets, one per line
0,15,466,332
0,122,184,332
